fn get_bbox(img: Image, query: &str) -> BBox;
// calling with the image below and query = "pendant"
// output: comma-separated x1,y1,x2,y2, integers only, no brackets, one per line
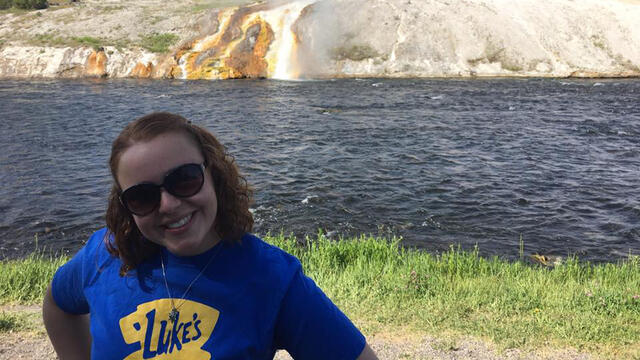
169,308,179,323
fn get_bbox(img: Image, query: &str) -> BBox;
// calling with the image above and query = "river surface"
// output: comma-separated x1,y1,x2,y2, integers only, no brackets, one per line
0,78,639,261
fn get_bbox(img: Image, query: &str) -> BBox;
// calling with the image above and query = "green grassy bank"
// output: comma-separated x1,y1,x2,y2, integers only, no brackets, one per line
1,234,639,358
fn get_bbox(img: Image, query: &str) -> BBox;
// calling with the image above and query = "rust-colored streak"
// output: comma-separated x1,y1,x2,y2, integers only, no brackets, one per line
219,3,269,46
169,65,183,79
220,7,252,46
178,2,275,79
130,62,154,78
226,20,275,78
86,50,107,77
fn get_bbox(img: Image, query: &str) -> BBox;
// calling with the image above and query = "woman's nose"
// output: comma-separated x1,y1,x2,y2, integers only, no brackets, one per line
158,189,181,213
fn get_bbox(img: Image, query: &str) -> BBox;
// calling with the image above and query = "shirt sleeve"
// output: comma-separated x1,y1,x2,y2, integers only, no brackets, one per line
274,267,366,360
50,230,105,315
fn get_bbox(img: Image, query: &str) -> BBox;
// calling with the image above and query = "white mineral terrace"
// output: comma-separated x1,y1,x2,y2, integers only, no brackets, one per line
0,0,638,78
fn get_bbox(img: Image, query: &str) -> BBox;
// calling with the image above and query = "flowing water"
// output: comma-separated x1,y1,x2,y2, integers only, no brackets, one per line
1,78,639,261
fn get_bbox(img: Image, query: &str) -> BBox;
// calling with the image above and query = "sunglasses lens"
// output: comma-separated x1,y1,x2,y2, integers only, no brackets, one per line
165,164,205,197
122,184,161,216
120,163,205,216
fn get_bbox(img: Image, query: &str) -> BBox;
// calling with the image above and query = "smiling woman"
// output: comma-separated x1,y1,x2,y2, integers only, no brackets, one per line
42,112,378,360
114,131,221,257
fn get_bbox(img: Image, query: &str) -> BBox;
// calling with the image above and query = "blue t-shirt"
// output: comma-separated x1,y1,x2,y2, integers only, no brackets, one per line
52,228,365,359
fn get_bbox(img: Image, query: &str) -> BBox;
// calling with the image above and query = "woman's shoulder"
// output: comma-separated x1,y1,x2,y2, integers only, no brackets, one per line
69,227,121,274
239,233,299,263
81,227,114,258
51,228,121,305
231,233,302,283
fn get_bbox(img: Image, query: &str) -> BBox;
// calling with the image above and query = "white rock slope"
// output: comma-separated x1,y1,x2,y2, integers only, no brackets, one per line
296,0,640,77
0,0,639,78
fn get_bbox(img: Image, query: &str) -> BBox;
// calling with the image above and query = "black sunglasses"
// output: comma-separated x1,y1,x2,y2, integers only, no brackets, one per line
119,163,206,216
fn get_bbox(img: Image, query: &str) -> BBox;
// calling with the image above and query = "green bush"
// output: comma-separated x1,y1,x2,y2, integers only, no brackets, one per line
12,0,48,10
0,0,13,9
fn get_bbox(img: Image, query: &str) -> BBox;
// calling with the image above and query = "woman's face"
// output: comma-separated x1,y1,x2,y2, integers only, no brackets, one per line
117,131,220,256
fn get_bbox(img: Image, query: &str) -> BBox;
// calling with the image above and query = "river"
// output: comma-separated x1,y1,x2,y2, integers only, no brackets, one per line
1,78,638,261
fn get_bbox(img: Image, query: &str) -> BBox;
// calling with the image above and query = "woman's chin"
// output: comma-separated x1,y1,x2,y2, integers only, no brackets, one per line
164,240,204,257
162,233,219,257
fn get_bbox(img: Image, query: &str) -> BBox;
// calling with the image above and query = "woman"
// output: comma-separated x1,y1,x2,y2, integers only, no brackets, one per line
43,112,377,360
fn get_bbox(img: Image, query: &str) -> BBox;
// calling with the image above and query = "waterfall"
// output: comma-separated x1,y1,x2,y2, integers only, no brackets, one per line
174,1,317,80
260,0,315,79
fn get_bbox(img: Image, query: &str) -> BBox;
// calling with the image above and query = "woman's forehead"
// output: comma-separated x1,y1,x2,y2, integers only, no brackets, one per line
117,132,203,186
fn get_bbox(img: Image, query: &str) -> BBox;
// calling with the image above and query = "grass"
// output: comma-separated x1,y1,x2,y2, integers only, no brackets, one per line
189,0,255,13
0,311,22,332
138,32,179,53
0,310,40,333
0,251,67,304
268,233,640,358
72,36,103,50
28,33,108,49
1,234,638,358
0,6,30,14
27,32,181,53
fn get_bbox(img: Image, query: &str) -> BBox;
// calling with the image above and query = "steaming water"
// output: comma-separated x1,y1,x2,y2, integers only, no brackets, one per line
1,78,638,261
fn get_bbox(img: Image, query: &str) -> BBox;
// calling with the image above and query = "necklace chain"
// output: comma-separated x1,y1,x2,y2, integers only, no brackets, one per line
160,244,222,322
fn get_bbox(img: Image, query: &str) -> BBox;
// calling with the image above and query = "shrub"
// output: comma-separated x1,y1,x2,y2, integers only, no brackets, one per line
0,0,12,10
13,0,48,10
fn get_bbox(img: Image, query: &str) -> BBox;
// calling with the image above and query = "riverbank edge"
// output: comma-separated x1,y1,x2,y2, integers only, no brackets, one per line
2,43,639,80
1,234,638,359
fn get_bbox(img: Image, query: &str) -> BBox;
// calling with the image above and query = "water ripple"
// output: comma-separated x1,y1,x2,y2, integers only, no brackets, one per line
0,78,639,261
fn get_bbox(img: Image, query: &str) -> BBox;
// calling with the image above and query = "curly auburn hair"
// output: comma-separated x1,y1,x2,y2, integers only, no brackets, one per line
105,112,253,275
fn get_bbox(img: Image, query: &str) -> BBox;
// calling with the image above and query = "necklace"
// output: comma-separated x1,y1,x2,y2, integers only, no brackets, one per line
160,244,222,323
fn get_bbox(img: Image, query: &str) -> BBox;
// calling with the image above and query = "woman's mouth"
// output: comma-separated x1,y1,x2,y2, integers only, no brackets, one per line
165,213,193,230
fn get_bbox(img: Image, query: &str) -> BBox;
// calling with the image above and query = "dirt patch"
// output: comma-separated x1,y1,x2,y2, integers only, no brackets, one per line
0,332,596,360
0,305,55,359
0,332,56,360
1,305,596,360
